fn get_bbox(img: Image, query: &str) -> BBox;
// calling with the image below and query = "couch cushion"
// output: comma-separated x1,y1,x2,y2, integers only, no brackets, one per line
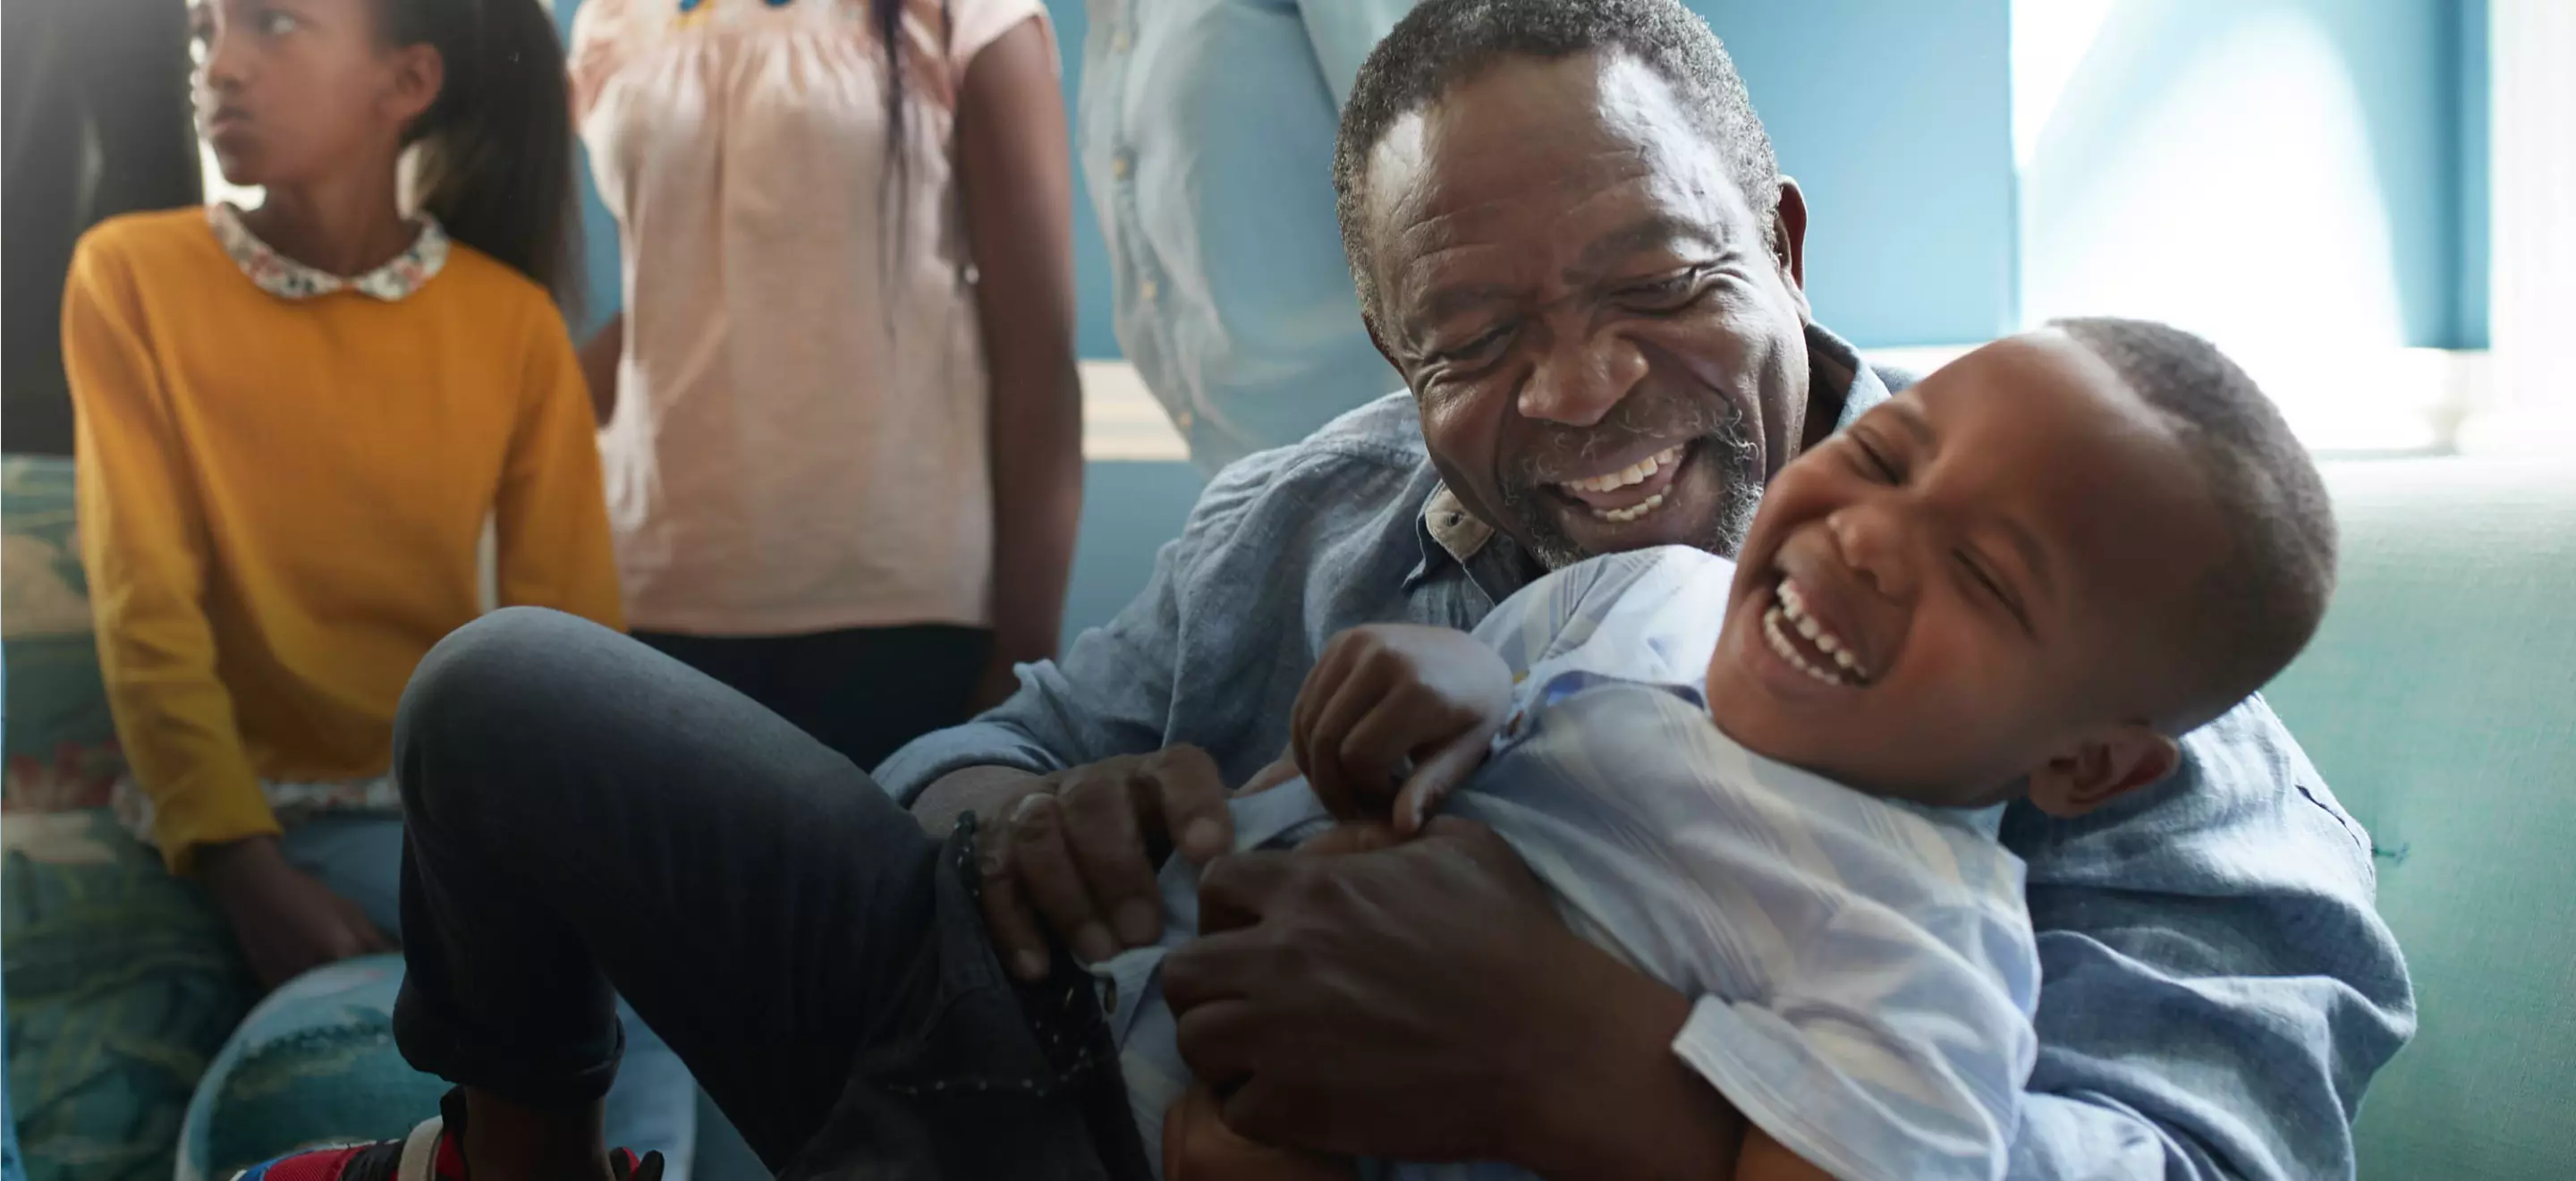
171,956,448,1181
2,455,123,812
2267,458,2576,1180
2,809,255,1181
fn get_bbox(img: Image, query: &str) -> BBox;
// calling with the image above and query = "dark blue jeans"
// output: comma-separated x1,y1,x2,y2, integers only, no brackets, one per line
631,624,990,773
388,608,1148,1180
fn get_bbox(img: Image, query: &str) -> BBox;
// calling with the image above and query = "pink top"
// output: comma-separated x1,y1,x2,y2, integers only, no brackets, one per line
572,0,1054,635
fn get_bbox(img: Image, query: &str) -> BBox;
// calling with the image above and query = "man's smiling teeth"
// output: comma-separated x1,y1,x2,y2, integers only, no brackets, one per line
1562,444,1684,495
1596,492,1666,523
1762,579,1870,686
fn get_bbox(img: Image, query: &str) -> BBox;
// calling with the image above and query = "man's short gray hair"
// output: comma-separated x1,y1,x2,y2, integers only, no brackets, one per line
1332,0,1782,325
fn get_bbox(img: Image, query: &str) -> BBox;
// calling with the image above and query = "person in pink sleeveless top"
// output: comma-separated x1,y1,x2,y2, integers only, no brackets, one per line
570,0,1080,769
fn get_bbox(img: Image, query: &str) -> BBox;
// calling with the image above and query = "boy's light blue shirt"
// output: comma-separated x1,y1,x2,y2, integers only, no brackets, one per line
1108,547,2041,1181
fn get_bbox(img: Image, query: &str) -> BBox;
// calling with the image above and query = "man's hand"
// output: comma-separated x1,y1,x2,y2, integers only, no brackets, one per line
1292,624,1512,831
1160,817,1741,1177
200,836,394,990
922,747,1235,981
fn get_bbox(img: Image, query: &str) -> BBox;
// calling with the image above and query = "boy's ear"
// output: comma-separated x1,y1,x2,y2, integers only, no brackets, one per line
2026,725,2180,819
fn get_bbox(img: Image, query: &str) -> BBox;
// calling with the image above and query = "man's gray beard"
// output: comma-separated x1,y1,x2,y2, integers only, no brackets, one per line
1501,399,1765,572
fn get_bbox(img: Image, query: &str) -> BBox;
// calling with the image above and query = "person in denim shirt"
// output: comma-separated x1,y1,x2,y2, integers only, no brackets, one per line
889,1,2413,1177
1079,0,1414,472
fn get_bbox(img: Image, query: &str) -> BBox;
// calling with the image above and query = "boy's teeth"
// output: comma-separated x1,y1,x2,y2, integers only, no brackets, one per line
1772,578,1870,682
1763,606,1849,686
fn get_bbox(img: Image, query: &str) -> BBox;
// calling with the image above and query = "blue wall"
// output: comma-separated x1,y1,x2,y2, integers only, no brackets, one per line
564,0,2485,351
2453,0,2489,349
2015,0,2487,352
1698,1,2019,347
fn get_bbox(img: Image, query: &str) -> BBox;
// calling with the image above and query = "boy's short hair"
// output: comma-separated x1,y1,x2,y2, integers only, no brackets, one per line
2053,318,2339,732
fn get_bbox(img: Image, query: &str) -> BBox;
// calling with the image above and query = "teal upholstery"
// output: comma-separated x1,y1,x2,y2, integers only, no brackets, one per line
172,956,448,1181
1,809,256,1181
2265,458,2576,1180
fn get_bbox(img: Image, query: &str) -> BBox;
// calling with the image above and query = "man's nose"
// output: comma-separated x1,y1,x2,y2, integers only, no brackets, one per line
1516,330,1646,429
1827,497,1919,600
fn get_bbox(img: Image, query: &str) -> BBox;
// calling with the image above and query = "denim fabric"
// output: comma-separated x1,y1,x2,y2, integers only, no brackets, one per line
387,609,1145,1180
274,814,701,1175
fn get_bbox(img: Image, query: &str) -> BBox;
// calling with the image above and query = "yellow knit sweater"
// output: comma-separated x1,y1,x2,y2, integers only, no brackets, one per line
64,208,624,873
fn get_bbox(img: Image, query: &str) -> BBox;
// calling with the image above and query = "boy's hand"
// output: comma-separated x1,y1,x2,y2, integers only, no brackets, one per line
201,836,394,989
1292,624,1512,833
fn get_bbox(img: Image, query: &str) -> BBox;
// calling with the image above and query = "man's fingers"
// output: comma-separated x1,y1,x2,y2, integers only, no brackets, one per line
1193,848,1300,936
1215,1074,1314,1154
1292,820,1399,857
1057,770,1164,946
1169,994,1267,1085
1143,745,1233,863
977,826,1055,981
1007,793,1117,963
1390,730,1491,836
1234,750,1302,797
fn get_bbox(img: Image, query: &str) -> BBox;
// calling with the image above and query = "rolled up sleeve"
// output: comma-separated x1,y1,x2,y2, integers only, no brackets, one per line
875,447,1307,803
2001,698,2414,1180
870,578,1173,802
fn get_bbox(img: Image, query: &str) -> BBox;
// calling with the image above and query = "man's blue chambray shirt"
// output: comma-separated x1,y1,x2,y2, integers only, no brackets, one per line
878,325,2416,1180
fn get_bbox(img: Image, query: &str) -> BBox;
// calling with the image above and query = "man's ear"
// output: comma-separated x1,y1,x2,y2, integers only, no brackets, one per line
1772,175,1809,294
2025,724,2180,819
384,42,445,132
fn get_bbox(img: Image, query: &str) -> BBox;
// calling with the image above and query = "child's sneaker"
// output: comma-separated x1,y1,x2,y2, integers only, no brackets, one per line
232,1089,664,1181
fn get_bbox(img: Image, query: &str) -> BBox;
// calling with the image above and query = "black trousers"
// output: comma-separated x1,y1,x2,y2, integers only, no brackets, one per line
631,624,991,773
389,608,1148,1180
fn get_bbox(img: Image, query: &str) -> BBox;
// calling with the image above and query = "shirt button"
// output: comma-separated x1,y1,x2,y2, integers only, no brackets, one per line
1174,407,1196,431
1111,151,1134,181
1111,28,1133,53
1138,276,1159,303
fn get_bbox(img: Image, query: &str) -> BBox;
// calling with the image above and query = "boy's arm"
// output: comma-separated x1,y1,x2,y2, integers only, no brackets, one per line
1735,1128,1835,1181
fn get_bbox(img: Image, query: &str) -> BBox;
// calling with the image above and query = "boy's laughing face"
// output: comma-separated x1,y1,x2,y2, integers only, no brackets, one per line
1703,331,2233,811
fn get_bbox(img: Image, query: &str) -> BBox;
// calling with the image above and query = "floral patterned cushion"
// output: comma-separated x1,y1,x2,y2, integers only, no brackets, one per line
3,810,256,1181
4,455,249,1180
3,455,125,813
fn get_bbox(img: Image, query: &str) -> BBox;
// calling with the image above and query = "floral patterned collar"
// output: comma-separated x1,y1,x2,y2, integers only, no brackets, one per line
207,202,450,302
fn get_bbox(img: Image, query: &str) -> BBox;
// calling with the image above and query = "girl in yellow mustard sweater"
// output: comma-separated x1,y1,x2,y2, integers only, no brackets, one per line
64,0,624,1031
64,0,708,1168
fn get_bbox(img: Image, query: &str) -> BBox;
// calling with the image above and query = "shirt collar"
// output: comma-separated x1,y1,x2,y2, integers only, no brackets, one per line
208,202,450,302
1405,320,1891,587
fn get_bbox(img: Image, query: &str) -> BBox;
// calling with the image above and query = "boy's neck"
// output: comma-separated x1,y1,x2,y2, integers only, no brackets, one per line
245,159,416,279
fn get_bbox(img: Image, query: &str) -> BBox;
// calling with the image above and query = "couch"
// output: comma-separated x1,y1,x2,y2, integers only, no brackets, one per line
5,452,2571,1179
